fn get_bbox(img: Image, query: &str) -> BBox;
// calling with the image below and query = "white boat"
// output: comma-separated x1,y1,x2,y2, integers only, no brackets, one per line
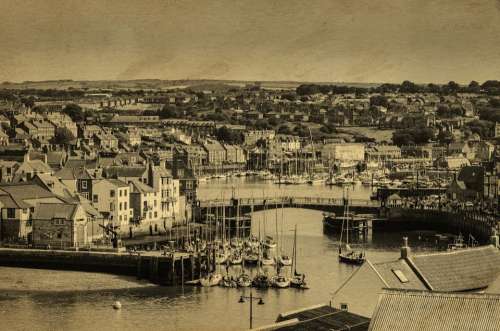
308,178,326,185
271,275,290,288
261,256,275,266
220,275,238,288
277,255,292,266
237,273,252,287
200,273,222,287
325,177,336,186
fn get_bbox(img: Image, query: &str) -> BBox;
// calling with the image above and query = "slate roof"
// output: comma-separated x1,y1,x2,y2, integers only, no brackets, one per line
55,167,93,180
103,166,146,178
368,289,500,331
267,304,370,331
408,245,500,291
370,260,427,290
130,179,155,193
64,159,98,169
32,203,79,220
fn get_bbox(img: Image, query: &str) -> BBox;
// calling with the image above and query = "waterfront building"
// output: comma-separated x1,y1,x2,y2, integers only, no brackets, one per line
321,143,365,164
203,139,226,165
332,240,500,317
368,289,500,331
0,183,67,242
31,202,88,249
243,130,275,146
91,179,131,231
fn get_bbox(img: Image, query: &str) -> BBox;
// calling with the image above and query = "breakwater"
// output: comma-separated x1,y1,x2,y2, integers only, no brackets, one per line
0,248,213,286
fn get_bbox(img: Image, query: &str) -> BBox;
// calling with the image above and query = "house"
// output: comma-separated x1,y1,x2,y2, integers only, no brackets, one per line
55,167,93,200
446,165,484,201
31,202,88,249
92,179,131,232
203,139,226,165
321,143,365,163
0,160,19,182
365,145,401,161
256,304,370,331
0,183,67,242
13,152,53,181
332,238,500,317
434,155,470,170
129,179,161,233
448,141,475,160
368,289,500,331
0,129,9,146
94,131,118,150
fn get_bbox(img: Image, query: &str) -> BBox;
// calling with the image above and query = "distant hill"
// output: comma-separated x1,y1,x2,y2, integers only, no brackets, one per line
0,79,382,91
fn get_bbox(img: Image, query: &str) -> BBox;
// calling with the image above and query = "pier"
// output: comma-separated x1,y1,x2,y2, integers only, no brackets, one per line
0,248,215,286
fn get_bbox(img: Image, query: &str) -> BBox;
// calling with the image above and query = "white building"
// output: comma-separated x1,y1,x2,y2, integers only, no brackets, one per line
92,179,131,231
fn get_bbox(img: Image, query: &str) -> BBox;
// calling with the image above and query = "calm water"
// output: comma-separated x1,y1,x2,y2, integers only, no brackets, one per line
0,178,456,331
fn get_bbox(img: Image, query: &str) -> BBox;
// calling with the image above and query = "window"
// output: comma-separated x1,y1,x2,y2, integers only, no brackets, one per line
149,212,152,219
110,190,115,198
7,208,15,218
110,203,114,211
119,202,123,211
119,189,122,197
154,211,157,218
392,269,409,283
124,202,127,210
123,189,127,197
81,180,87,189
154,200,157,207
93,195,98,203
82,192,89,199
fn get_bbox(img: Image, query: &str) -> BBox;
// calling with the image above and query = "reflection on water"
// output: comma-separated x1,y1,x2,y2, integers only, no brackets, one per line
0,179,460,331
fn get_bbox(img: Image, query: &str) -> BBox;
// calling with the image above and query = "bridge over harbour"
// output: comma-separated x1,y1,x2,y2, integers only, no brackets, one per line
195,195,499,243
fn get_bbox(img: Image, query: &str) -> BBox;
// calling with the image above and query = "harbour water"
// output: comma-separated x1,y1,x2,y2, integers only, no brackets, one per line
0,178,483,331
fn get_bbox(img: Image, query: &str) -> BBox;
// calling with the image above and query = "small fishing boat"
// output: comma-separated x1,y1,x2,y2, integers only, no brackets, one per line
338,191,365,265
237,273,252,287
243,250,259,265
200,273,222,287
229,251,243,265
271,274,290,288
252,274,270,289
261,255,275,266
290,224,309,289
277,255,292,266
220,275,238,288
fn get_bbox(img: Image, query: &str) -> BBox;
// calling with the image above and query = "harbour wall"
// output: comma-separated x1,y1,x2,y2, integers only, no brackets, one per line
0,248,213,286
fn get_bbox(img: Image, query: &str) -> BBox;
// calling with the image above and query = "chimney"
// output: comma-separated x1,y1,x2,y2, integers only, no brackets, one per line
23,151,30,163
400,237,411,259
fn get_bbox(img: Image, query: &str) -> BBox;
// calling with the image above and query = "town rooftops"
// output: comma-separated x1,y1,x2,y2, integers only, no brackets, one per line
103,166,146,178
408,245,500,292
32,202,79,220
94,178,128,188
55,167,93,180
254,304,370,331
129,179,155,193
368,289,500,331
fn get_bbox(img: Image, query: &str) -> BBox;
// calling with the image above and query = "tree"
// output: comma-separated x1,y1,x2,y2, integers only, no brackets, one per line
369,95,388,108
215,126,242,144
278,124,291,134
52,127,75,145
468,81,480,93
63,103,84,122
437,130,454,145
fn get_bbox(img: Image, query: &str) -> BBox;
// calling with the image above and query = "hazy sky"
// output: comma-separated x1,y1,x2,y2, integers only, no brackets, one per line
1,0,499,84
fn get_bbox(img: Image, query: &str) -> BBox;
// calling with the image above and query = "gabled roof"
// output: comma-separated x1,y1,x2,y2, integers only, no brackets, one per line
370,259,427,290
32,203,79,220
368,289,500,331
93,178,128,188
55,167,93,180
129,179,155,193
408,245,500,291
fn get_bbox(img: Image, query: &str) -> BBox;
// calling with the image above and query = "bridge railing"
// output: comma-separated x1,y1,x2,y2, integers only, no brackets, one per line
198,196,380,208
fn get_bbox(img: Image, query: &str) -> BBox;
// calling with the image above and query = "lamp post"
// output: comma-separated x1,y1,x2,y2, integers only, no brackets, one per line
238,290,264,329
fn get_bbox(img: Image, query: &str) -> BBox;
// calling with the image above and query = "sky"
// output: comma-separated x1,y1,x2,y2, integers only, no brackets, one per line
0,0,499,84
